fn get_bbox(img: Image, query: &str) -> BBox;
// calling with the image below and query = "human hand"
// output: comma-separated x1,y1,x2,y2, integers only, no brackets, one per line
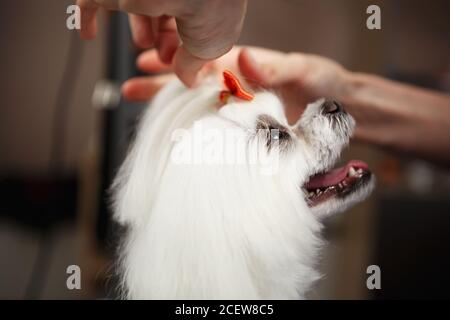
76,0,248,86
122,46,352,124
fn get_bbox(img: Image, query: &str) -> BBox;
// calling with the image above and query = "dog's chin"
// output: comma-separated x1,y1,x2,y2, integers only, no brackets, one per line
302,159,375,218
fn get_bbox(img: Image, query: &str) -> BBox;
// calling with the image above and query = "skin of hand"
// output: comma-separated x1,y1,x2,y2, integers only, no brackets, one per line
123,46,450,167
122,46,352,122
76,0,248,86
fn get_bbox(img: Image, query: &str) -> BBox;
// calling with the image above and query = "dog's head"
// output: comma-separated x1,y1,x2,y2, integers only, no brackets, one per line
215,91,375,220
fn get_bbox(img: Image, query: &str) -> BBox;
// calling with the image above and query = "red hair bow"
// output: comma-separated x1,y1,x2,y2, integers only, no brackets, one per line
219,70,254,103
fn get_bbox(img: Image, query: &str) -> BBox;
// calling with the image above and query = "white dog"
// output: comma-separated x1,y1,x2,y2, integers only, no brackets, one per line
112,74,374,299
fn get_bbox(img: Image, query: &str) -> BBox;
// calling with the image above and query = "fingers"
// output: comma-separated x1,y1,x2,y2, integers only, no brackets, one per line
239,48,311,89
92,0,119,10
93,0,180,15
78,0,99,39
78,0,179,42
173,46,209,87
124,48,175,101
238,48,267,87
129,14,154,48
136,50,173,73
238,48,289,88
79,0,247,88
122,74,175,101
129,15,179,63
154,16,179,64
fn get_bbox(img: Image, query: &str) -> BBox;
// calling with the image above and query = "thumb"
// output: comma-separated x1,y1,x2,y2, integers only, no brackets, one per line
175,0,247,61
173,46,209,87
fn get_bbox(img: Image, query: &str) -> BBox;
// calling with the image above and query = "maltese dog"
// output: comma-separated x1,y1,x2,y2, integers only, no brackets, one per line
112,72,374,299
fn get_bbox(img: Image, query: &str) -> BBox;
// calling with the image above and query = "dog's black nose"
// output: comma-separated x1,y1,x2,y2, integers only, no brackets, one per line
322,100,343,114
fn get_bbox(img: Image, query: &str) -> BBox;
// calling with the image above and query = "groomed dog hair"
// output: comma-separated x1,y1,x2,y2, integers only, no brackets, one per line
112,76,374,299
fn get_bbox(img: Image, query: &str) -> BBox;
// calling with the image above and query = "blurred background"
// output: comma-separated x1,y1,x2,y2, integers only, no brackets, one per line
0,0,449,299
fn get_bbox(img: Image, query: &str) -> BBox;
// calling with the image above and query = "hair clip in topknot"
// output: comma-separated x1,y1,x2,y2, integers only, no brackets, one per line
219,70,254,104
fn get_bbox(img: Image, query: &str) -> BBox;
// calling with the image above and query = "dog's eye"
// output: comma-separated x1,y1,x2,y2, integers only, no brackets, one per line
256,115,290,140
267,125,290,141
256,115,291,150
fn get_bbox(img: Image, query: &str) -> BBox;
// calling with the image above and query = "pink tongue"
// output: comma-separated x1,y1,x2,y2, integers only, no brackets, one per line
305,160,368,189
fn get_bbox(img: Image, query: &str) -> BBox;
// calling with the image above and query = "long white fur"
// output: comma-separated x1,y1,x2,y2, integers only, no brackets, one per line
112,77,372,299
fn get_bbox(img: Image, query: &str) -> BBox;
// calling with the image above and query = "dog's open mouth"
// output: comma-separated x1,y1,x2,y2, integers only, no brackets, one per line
303,160,371,207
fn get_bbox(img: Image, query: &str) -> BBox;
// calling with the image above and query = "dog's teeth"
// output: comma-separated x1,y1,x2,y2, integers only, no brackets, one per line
309,192,314,197
348,166,356,177
357,168,363,173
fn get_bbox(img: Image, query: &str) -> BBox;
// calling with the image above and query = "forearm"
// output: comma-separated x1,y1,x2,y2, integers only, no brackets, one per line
341,72,450,167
